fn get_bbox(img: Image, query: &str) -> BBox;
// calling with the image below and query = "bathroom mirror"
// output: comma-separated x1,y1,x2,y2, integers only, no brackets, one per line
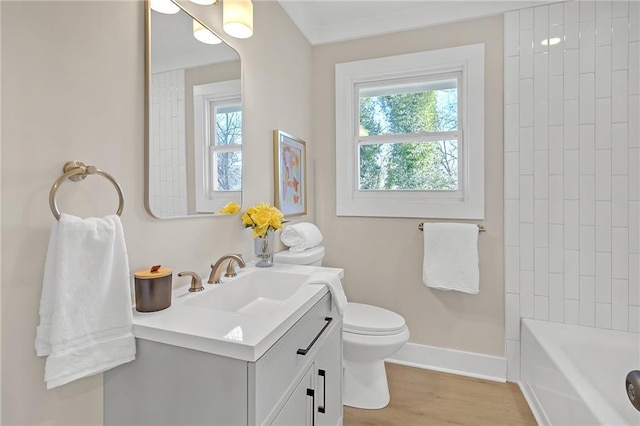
145,2,243,218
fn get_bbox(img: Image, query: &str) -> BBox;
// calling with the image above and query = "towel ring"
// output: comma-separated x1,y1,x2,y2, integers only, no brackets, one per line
49,161,125,220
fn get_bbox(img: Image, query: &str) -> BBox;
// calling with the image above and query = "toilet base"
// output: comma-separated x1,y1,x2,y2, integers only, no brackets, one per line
343,359,390,409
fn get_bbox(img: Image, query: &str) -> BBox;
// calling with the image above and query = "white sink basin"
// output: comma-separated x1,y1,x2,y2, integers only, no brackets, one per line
184,270,310,315
131,263,344,362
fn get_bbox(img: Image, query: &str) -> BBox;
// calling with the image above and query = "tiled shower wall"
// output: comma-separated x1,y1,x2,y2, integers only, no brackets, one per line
504,0,640,381
150,69,188,217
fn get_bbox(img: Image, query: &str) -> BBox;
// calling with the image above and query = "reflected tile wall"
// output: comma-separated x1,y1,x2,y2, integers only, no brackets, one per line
150,69,188,217
504,0,640,382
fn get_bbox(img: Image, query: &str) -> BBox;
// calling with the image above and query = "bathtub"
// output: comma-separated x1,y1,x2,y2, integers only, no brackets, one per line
520,319,640,425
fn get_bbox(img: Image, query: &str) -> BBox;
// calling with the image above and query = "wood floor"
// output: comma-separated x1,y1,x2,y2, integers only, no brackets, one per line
344,363,537,426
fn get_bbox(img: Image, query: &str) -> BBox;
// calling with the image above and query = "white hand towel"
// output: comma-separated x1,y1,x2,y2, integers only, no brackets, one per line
280,222,323,253
422,223,480,294
35,214,136,389
306,271,347,315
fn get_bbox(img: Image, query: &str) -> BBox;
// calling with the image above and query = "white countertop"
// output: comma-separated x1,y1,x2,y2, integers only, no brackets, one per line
132,263,344,362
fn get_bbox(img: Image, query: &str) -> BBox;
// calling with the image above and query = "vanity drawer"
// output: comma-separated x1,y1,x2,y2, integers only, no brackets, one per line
249,292,337,424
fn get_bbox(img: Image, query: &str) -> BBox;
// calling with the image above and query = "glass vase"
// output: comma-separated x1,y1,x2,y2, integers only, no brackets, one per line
254,230,275,267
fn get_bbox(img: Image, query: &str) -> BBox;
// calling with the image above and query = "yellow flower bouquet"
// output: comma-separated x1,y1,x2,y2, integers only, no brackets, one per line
241,202,285,267
241,202,285,238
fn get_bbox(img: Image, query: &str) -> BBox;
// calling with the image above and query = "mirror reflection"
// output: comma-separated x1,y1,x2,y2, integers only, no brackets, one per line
147,4,242,218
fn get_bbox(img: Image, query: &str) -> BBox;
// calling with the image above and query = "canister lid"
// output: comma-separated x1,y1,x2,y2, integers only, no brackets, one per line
135,265,172,279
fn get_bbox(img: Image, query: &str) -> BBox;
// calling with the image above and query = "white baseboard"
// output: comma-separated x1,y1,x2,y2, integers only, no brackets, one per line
518,382,549,425
386,342,507,382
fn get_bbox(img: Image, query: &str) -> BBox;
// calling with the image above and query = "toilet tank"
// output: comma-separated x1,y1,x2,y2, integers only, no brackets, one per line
273,246,325,266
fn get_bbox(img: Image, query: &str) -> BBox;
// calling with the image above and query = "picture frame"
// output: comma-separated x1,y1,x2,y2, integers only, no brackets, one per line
273,130,307,217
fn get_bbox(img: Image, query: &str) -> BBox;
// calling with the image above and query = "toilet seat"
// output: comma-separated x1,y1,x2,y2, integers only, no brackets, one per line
343,302,407,336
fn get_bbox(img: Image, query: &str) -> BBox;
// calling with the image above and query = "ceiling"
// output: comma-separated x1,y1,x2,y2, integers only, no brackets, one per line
277,0,553,45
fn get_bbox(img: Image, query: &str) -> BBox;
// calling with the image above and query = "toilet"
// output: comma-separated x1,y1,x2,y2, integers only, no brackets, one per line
274,247,410,409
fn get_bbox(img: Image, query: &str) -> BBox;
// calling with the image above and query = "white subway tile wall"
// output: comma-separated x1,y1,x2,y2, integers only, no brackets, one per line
150,70,188,217
504,1,640,381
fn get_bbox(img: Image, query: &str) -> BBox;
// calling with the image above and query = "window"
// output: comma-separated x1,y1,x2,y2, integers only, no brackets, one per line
211,100,242,192
194,80,242,212
335,44,485,219
357,74,461,192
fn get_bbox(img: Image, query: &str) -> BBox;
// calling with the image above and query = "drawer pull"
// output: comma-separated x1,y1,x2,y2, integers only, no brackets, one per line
297,317,333,356
306,388,315,426
318,369,326,414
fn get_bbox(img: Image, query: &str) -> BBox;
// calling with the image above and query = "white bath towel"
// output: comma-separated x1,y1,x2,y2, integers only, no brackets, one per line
280,222,323,253
35,214,136,389
422,223,480,294
307,271,348,315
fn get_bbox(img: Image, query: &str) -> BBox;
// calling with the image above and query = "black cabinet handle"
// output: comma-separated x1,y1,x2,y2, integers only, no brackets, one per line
306,388,315,426
297,317,333,356
318,369,326,414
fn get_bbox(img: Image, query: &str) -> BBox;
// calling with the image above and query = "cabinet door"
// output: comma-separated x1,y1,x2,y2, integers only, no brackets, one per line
271,367,315,426
250,294,332,424
315,325,343,426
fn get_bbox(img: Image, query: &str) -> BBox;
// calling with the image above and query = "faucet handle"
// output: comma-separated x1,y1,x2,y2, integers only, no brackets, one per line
224,254,244,278
178,271,204,292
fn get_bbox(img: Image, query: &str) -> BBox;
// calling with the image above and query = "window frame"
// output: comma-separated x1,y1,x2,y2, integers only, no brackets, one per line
193,79,241,213
335,44,485,219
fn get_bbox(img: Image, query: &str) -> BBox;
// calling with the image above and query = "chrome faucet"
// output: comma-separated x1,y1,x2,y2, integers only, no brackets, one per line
208,254,246,284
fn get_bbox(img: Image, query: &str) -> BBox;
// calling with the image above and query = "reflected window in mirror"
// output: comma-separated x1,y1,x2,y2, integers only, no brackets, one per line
194,79,242,212
146,2,243,219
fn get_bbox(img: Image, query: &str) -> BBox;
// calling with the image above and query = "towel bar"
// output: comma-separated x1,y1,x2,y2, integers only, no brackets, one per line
418,223,485,232
49,161,124,220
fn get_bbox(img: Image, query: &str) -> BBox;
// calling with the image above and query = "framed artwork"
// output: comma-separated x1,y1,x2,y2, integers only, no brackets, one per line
274,130,307,216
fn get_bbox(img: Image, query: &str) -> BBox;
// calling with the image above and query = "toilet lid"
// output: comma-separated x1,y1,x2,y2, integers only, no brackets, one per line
343,302,407,336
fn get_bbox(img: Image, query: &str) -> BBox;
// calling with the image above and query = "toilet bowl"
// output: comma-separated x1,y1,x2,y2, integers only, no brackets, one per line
274,246,410,409
342,302,410,409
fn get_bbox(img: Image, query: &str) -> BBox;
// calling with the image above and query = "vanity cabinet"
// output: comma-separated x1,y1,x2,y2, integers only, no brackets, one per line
104,291,343,426
270,319,342,426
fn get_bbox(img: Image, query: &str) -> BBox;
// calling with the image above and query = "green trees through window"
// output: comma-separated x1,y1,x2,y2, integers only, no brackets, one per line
358,78,459,191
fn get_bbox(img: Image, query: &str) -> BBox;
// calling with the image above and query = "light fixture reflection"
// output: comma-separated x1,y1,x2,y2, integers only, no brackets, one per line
223,0,254,39
193,19,222,44
541,37,561,46
189,0,216,4
150,0,180,14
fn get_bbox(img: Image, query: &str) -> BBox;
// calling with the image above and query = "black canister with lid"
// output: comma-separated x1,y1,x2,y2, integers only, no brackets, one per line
134,265,172,312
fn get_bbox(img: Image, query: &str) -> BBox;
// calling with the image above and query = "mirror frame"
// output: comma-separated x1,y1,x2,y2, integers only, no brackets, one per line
144,0,244,219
